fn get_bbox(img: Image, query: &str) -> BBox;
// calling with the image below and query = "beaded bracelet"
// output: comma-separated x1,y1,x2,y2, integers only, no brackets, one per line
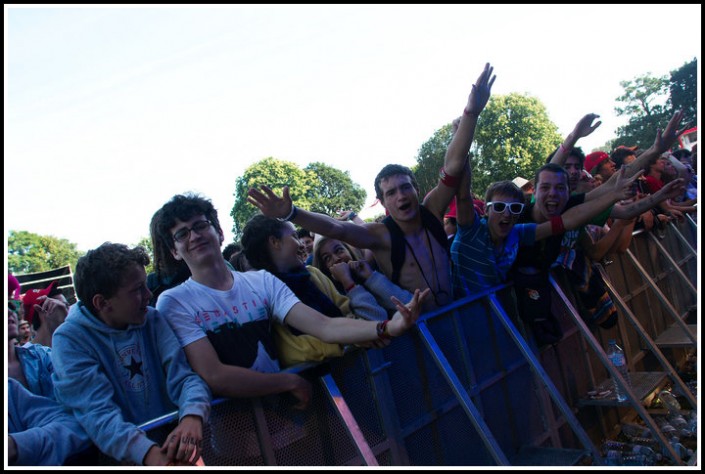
277,205,298,222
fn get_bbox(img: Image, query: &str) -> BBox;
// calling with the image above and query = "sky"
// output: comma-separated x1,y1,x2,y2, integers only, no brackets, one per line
4,4,702,255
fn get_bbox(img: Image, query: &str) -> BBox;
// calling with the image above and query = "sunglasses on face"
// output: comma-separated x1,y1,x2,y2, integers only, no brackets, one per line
486,201,525,215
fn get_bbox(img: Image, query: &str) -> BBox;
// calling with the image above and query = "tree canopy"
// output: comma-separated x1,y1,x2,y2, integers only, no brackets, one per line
669,58,697,131
8,230,84,275
613,58,697,149
231,157,366,240
413,93,561,201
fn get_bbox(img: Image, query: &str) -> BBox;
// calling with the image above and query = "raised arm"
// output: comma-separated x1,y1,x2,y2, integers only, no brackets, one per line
455,161,475,227
579,219,636,262
609,178,686,220
534,167,641,241
424,62,495,218
285,288,430,343
614,110,687,182
549,113,602,166
248,185,382,250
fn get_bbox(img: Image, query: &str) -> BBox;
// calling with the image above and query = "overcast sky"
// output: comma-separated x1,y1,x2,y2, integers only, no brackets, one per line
4,4,701,254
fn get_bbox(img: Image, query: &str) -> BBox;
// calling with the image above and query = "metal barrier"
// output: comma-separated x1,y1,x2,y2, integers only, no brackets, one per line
96,220,696,466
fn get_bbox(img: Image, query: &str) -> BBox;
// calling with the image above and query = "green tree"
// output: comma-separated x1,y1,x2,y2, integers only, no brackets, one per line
412,123,454,197
613,73,671,149
8,230,84,275
669,58,697,130
231,158,368,239
303,162,366,217
471,93,562,198
231,157,314,240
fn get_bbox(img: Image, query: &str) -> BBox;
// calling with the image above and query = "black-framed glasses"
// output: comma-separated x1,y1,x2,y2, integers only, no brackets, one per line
486,201,524,214
173,220,213,243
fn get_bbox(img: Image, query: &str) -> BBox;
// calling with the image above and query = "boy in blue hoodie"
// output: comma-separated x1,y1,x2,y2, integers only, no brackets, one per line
51,243,211,466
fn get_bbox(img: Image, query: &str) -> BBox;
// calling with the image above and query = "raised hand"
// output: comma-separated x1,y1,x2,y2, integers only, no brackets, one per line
572,113,602,139
613,166,645,201
653,110,686,153
654,178,686,202
247,185,293,219
464,62,496,116
387,288,431,336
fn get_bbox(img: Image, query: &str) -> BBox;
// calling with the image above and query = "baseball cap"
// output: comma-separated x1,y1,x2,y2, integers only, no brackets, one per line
22,281,56,325
584,151,610,175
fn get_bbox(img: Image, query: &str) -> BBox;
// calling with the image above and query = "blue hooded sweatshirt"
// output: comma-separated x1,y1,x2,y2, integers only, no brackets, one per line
8,378,93,466
51,302,211,465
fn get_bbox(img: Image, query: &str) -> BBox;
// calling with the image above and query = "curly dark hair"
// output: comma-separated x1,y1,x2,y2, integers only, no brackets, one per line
241,214,289,273
75,243,149,315
151,193,223,280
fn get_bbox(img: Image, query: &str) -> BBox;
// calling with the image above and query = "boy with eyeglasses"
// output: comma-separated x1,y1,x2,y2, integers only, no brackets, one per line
151,193,428,410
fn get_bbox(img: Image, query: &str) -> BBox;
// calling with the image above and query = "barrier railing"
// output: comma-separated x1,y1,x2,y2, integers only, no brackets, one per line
94,219,696,466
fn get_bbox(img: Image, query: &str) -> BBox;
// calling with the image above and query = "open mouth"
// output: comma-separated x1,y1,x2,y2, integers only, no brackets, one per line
544,202,559,214
398,203,412,212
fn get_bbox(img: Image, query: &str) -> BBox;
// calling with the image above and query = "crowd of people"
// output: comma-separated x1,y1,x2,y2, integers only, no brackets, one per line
6,62,697,466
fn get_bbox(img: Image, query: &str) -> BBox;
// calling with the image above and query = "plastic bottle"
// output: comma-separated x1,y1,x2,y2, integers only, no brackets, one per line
606,339,630,402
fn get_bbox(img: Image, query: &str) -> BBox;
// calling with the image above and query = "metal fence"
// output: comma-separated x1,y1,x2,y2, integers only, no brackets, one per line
98,219,696,466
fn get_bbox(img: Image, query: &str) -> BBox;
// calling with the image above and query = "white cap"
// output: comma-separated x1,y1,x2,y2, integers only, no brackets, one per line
512,177,530,189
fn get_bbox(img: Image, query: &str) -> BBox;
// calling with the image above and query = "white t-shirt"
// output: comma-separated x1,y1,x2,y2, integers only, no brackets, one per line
157,269,300,373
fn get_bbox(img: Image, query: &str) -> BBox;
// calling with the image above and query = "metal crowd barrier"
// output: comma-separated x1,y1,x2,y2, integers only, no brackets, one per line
94,218,696,466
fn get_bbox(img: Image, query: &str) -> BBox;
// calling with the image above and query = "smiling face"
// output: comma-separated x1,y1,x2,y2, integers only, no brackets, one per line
170,215,224,269
98,263,152,329
534,169,570,222
379,174,420,222
270,222,306,272
317,238,355,270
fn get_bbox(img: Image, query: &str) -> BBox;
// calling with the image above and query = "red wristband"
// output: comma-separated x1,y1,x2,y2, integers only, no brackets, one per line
439,167,461,188
345,283,356,293
550,215,565,234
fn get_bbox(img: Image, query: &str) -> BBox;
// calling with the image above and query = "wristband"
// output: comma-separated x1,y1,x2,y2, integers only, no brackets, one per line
463,107,479,117
348,212,357,221
376,320,392,340
550,215,565,235
559,143,571,154
439,167,461,188
344,283,356,293
277,205,298,222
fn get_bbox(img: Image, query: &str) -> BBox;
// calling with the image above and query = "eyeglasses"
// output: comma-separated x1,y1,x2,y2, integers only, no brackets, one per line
486,201,524,214
173,220,213,243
